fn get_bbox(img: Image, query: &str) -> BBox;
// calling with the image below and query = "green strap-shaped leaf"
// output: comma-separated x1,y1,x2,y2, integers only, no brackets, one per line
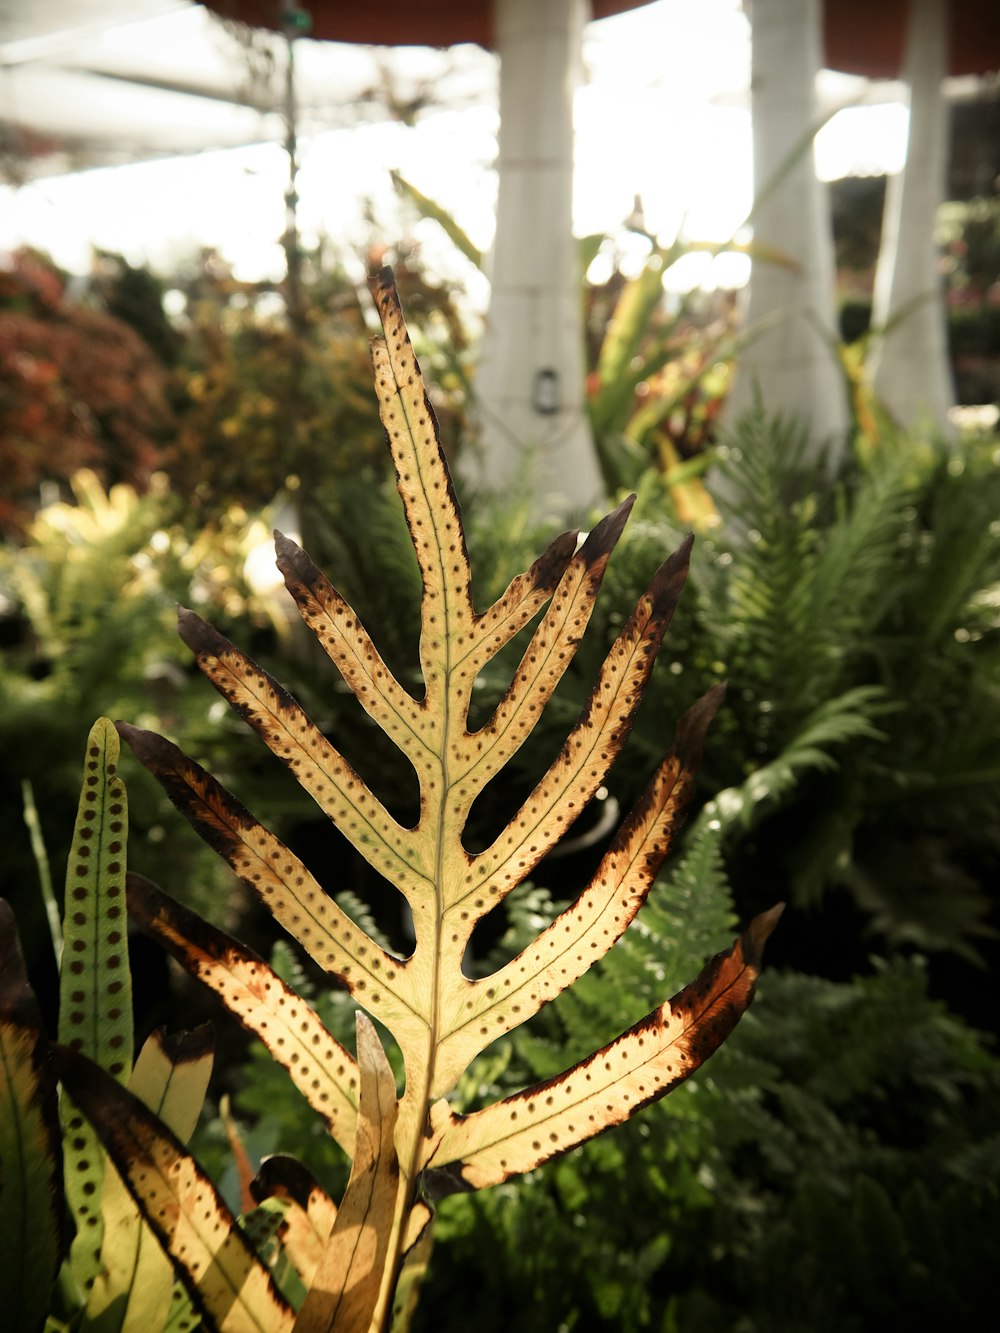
591,244,684,435
84,1025,214,1333
58,717,132,1293
128,875,359,1156
53,1046,294,1333
293,1015,400,1333
429,906,783,1191
390,172,485,271
0,899,64,1333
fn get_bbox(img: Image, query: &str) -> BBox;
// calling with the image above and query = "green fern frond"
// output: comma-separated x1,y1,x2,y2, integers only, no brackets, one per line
707,406,919,718
699,685,889,835
623,822,738,996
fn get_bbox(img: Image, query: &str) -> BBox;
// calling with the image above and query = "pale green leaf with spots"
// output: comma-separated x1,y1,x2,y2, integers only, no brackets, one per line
162,1280,200,1333
58,717,131,1294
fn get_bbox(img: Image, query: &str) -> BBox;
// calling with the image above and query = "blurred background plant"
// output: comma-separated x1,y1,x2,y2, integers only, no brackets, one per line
0,460,287,1032
0,248,173,538
166,240,474,522
832,179,1000,410
582,236,738,510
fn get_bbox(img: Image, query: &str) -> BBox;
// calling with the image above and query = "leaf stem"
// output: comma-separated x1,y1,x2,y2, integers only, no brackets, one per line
21,779,62,965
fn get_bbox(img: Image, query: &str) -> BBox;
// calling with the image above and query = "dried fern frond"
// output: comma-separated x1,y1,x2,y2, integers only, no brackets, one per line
57,269,778,1331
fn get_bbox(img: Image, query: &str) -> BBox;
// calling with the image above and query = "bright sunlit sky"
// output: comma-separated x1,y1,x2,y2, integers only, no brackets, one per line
0,0,912,300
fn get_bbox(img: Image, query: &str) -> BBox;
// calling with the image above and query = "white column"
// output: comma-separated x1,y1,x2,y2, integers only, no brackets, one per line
869,0,954,435
469,0,603,512
726,0,849,454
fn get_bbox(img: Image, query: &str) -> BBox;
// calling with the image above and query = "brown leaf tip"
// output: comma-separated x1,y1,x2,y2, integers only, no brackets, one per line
176,606,225,658
532,528,580,589
115,720,176,767
368,265,397,301
743,903,785,970
274,529,320,586
674,682,727,764
580,494,636,564
127,873,272,980
649,534,694,614
251,1153,323,1209
150,1022,215,1066
368,267,405,332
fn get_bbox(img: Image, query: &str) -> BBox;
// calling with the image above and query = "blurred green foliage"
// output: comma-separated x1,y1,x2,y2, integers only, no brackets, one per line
582,241,738,502
0,467,287,1005
2,239,998,1331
